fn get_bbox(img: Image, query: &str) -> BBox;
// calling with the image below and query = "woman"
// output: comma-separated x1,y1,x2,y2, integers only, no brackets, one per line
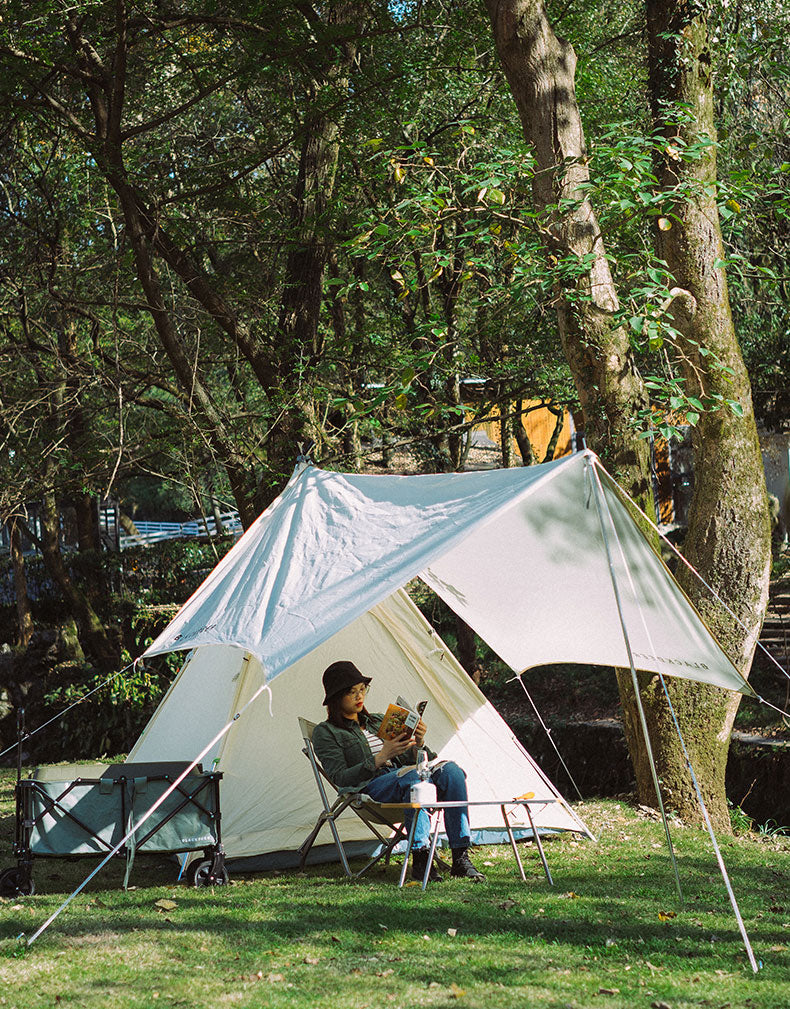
312,660,484,881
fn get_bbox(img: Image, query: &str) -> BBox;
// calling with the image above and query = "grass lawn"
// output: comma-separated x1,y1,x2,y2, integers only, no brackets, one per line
1,766,789,1008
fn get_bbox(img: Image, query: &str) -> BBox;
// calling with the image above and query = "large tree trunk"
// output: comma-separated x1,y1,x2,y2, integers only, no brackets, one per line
39,485,117,670
484,0,653,500
272,0,363,473
637,0,772,830
485,0,769,829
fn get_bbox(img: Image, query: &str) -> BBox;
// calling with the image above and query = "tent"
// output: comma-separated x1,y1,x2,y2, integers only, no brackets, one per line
128,447,751,865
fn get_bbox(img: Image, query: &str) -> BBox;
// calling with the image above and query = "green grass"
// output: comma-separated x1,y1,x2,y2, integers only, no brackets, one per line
1,767,789,1008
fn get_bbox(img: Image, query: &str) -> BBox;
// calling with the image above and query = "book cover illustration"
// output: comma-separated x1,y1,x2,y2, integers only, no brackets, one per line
377,697,427,741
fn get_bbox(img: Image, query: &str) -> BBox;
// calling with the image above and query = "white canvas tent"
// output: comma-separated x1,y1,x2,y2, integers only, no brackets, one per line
130,588,589,862
128,448,751,865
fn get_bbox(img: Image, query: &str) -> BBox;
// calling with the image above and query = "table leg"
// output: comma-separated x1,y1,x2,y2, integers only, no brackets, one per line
423,810,442,891
500,804,527,883
522,802,553,886
398,814,419,888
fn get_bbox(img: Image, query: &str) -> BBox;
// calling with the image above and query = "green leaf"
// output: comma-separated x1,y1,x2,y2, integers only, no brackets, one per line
685,411,700,426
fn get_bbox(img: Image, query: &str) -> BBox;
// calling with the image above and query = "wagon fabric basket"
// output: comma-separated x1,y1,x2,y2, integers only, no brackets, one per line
0,760,226,896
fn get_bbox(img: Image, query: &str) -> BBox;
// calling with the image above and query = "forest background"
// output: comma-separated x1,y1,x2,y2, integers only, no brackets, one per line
0,0,789,831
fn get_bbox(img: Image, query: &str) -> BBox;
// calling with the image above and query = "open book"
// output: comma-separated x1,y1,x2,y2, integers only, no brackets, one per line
377,696,428,741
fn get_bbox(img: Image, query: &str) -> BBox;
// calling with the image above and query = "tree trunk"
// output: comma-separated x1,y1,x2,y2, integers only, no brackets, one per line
512,400,535,465
634,0,772,830
485,0,769,828
39,487,117,670
484,0,653,500
75,493,101,552
9,516,34,647
272,1,363,473
455,616,480,683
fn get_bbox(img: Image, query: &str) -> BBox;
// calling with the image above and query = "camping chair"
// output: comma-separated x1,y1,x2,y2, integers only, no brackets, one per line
297,717,413,878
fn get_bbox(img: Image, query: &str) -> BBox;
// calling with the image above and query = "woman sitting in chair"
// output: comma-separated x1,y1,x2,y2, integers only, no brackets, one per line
312,660,484,882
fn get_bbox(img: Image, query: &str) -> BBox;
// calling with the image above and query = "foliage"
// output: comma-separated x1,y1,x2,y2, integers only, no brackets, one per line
728,799,755,836
0,537,235,761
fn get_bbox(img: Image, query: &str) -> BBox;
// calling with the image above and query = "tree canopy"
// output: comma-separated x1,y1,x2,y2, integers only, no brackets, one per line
0,0,787,817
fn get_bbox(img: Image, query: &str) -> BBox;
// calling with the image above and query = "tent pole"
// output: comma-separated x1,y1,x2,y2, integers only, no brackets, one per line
25,679,274,947
585,458,684,903
655,673,760,972
589,464,760,972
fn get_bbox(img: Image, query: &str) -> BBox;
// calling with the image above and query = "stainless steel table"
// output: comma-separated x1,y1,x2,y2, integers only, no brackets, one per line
378,796,559,890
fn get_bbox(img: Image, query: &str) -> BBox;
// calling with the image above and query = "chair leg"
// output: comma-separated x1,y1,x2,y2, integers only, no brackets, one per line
326,815,353,877
297,815,328,871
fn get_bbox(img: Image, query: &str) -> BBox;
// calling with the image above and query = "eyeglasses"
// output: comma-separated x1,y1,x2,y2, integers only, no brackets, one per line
345,685,368,700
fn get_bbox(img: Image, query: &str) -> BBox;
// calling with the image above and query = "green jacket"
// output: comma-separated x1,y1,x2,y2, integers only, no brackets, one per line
312,712,436,792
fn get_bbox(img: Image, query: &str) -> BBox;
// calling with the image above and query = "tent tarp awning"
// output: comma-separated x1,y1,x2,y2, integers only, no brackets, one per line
143,451,748,696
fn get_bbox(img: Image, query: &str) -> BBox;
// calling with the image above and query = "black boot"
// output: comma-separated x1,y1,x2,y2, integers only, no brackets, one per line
450,848,485,881
411,848,443,882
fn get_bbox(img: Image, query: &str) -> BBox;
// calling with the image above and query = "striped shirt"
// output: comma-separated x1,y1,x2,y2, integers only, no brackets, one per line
362,728,388,764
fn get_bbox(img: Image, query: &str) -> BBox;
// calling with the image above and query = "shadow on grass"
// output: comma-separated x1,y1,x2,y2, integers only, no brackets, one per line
3,862,788,970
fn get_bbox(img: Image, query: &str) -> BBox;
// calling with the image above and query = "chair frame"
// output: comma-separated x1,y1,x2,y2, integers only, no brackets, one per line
297,717,413,878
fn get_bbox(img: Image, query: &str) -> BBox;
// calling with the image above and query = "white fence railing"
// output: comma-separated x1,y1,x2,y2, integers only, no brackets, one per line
119,511,243,549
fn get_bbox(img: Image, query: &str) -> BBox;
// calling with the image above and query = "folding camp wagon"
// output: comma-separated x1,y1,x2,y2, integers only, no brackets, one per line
0,761,227,897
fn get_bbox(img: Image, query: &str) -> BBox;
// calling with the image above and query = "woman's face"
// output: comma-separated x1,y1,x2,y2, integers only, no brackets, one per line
339,682,368,720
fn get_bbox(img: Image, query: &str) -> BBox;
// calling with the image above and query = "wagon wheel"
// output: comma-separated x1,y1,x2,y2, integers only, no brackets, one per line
190,859,229,888
0,866,35,897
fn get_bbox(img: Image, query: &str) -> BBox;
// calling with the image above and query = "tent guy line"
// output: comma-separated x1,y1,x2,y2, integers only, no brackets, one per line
24,679,274,947
509,675,584,801
588,455,759,972
0,663,132,763
605,457,790,700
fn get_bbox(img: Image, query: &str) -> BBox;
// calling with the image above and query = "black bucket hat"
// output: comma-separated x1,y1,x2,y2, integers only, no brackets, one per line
322,660,372,704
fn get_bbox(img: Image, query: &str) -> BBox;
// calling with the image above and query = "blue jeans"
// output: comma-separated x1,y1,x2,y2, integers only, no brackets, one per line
364,761,470,851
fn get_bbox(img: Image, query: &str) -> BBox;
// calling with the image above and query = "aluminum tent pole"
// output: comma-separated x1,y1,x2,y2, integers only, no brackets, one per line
591,462,760,972
585,456,683,903
653,672,760,972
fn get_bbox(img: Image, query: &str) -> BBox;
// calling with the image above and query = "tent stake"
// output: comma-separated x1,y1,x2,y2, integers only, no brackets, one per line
586,458,684,903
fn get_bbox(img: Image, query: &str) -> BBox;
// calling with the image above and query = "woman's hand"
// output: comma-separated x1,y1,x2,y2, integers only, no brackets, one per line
375,732,414,767
413,718,427,747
